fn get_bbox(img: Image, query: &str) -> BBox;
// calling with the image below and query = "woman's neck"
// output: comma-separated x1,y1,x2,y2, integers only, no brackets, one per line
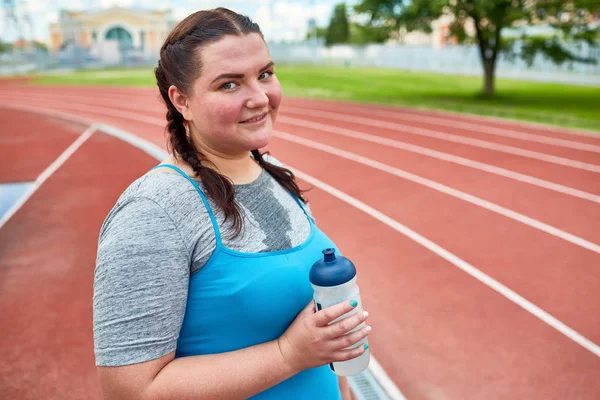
168,150,262,185
204,150,262,184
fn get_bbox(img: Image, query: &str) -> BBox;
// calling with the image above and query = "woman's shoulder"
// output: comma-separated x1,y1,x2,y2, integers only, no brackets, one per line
99,170,211,242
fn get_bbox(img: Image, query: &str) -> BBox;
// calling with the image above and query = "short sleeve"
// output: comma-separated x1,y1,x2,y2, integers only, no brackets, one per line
93,197,191,366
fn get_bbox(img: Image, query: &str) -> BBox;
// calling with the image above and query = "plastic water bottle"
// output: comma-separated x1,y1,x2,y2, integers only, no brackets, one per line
309,248,370,376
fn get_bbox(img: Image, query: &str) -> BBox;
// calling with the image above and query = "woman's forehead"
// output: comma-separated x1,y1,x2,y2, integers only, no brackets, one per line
200,34,270,75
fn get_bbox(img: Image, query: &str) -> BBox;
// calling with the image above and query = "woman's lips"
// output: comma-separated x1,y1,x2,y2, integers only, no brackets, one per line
240,112,268,125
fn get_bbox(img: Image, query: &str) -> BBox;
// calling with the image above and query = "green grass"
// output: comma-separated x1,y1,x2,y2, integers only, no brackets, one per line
25,64,600,132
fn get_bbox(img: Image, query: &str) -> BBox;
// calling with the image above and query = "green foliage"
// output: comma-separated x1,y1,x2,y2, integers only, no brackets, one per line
348,23,392,44
0,41,13,53
326,3,350,45
306,26,327,40
353,0,600,94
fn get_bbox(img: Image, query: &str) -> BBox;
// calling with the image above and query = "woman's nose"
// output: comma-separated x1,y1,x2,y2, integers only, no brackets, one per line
246,85,269,109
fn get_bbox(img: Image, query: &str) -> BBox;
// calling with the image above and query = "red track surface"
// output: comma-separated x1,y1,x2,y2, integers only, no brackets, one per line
0,85,599,400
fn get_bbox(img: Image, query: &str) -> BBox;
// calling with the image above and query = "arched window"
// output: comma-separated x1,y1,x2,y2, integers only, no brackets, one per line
105,26,133,49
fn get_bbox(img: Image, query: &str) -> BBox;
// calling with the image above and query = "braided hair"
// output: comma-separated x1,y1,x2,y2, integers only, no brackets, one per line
154,8,306,238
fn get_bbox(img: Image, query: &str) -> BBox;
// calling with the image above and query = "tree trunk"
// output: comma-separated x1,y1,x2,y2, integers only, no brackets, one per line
482,57,496,96
483,57,496,97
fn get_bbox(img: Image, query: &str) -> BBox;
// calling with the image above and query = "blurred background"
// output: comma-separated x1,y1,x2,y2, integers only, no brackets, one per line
1,2,599,400
0,0,598,130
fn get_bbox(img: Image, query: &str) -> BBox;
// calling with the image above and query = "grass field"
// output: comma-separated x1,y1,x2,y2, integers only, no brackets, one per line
28,65,600,132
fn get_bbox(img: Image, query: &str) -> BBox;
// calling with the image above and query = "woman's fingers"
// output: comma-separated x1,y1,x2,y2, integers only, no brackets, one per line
332,341,369,362
314,300,360,327
323,309,369,339
329,324,371,351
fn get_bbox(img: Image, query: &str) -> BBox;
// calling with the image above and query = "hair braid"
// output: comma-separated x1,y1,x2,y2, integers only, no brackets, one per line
155,8,307,238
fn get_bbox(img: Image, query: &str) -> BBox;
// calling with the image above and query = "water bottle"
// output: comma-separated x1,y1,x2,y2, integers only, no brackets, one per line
309,248,370,376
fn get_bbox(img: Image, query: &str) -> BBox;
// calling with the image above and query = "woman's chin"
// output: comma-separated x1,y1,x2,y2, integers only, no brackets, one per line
243,127,271,149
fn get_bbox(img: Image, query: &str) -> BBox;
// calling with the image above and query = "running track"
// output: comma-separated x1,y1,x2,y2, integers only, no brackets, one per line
0,83,599,400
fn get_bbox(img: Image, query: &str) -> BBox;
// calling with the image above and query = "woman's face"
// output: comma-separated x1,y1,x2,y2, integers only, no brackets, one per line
185,33,282,157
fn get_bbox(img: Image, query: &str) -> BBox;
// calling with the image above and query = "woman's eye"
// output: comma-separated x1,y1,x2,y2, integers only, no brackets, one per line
259,71,273,80
221,82,238,90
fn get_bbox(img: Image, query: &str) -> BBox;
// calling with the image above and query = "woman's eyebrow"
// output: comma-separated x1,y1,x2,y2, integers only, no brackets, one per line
211,61,275,84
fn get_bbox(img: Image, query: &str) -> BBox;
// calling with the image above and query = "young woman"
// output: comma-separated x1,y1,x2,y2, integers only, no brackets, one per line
93,8,370,400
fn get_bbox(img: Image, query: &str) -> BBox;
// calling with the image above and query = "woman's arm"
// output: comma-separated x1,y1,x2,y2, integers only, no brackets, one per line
99,300,370,400
98,340,296,400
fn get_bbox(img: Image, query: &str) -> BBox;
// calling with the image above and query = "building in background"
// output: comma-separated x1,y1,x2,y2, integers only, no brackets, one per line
49,7,174,65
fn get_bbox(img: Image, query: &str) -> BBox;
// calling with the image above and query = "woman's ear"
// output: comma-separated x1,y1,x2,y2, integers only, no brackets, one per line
168,85,193,121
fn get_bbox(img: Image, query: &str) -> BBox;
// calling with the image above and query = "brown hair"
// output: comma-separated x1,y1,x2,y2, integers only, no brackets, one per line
154,8,306,238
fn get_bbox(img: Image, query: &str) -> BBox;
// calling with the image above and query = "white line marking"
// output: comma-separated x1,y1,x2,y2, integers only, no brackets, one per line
289,167,600,358
0,93,165,125
6,91,600,176
273,130,600,255
0,103,96,126
6,94,598,205
279,107,600,173
277,116,600,204
0,103,407,399
367,357,407,400
97,124,169,161
284,105,600,153
3,87,600,138
0,124,98,230
5,100,599,252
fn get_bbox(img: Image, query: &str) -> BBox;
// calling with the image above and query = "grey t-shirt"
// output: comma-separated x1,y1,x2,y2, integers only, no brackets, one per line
93,163,312,367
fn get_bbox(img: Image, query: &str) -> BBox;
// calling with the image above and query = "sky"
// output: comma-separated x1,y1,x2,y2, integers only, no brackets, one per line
0,0,359,44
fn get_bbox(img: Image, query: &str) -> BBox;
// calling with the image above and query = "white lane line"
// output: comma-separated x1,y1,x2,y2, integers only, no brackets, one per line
279,107,600,173
5,100,600,253
284,98,600,138
0,93,165,125
283,105,600,153
273,130,600,255
3,88,600,139
6,93,598,204
5,92,600,176
0,103,96,126
0,103,407,400
0,123,98,230
289,167,600,358
277,116,600,204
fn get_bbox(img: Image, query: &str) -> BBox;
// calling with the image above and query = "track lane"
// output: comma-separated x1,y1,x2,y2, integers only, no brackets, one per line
283,97,600,142
275,121,600,244
2,86,599,399
0,122,158,399
0,109,87,182
7,85,599,141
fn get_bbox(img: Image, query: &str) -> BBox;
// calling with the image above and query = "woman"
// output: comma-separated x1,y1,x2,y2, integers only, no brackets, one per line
93,7,370,400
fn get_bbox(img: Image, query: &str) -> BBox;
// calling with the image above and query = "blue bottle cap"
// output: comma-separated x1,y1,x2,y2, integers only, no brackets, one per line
309,248,356,287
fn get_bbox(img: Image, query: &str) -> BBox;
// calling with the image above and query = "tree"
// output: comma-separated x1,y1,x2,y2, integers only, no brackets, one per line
353,0,600,96
0,41,13,53
326,3,351,45
306,26,328,41
348,23,392,45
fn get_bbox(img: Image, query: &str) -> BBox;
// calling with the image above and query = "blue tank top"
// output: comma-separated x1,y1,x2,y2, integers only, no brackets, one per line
151,164,342,400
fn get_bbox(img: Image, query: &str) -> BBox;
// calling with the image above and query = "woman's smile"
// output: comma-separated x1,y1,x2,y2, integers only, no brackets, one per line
240,111,268,125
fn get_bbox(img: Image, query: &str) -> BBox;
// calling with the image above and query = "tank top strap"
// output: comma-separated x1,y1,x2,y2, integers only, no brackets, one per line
292,194,315,224
150,164,222,246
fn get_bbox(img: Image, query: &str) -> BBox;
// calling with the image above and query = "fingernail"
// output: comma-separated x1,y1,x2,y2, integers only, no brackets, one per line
363,311,369,319
363,344,369,350
350,300,358,307
366,325,372,333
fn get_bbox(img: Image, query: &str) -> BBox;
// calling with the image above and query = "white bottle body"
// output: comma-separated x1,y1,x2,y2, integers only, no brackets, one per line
311,276,370,376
